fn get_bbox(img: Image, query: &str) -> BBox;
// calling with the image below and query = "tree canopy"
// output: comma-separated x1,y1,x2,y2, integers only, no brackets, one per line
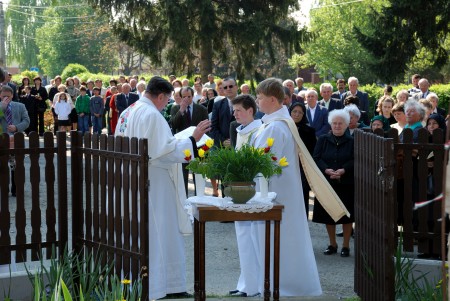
354,0,450,82
88,0,308,82
6,0,118,76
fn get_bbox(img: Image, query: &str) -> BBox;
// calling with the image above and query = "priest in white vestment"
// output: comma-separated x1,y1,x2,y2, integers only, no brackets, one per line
115,76,211,300
237,78,322,296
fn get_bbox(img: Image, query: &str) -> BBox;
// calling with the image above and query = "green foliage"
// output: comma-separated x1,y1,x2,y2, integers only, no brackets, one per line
355,0,450,82
290,0,385,83
395,232,444,300
61,64,90,81
89,0,307,82
206,142,285,183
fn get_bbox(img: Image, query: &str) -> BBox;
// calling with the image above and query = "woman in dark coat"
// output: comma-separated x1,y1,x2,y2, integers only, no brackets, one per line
289,102,316,216
313,109,354,257
30,76,49,136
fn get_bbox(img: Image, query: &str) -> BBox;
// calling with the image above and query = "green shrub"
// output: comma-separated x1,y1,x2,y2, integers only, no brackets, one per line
61,64,89,81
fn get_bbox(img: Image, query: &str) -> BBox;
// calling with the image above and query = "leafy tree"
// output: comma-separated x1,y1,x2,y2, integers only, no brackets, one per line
289,0,386,84
354,0,450,83
88,0,307,82
5,0,52,69
6,0,118,77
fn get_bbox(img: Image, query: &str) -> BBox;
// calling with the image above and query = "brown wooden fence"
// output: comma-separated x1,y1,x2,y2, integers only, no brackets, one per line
0,131,68,263
354,127,446,301
70,131,149,298
0,131,149,299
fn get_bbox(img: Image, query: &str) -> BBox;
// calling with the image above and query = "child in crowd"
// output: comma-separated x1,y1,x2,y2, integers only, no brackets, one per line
90,87,104,135
54,92,72,133
75,86,91,135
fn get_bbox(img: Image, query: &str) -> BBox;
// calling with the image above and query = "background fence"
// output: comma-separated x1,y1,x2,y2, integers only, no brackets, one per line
354,127,446,301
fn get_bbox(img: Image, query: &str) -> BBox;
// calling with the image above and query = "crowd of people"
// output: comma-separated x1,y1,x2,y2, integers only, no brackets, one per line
1,69,449,298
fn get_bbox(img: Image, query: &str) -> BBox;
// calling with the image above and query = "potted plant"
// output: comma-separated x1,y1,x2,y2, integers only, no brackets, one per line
205,138,288,203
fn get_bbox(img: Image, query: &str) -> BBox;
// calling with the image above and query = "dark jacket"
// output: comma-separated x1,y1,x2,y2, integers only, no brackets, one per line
210,97,236,147
116,92,139,116
170,103,209,133
318,98,343,112
30,86,49,113
313,132,354,185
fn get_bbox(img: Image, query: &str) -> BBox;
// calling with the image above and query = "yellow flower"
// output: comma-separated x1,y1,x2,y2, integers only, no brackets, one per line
183,149,191,158
206,139,214,148
279,157,289,167
267,137,274,147
121,279,131,285
198,148,205,158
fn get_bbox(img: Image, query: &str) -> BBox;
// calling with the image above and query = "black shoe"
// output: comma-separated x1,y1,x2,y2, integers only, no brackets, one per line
229,290,240,295
162,292,193,299
230,291,247,297
11,192,16,197
340,247,350,257
324,244,338,255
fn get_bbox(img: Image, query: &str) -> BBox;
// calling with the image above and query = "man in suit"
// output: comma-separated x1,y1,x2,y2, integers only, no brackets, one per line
412,78,431,101
210,77,238,197
170,86,209,194
4,73,19,101
283,79,302,104
318,83,343,112
210,77,238,148
331,78,346,100
341,77,369,114
116,83,139,116
1,85,30,197
426,93,446,118
305,89,330,138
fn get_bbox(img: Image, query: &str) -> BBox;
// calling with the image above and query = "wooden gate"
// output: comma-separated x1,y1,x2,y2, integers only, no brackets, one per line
70,131,149,297
354,129,396,301
354,127,446,300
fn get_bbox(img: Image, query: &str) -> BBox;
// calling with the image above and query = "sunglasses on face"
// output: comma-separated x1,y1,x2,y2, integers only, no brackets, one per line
223,85,234,90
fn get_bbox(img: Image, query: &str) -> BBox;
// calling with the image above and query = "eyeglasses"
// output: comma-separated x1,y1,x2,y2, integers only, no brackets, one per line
223,85,234,90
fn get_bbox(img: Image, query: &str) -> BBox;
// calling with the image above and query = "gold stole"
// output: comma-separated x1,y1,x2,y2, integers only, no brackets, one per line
255,118,350,221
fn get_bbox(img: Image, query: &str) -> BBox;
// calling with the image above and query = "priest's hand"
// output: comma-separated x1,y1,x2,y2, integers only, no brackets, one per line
192,120,211,142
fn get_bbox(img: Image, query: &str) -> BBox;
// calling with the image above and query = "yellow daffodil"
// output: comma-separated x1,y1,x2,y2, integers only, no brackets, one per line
206,139,214,148
198,148,205,158
121,279,131,285
183,149,191,158
267,137,274,147
279,157,289,167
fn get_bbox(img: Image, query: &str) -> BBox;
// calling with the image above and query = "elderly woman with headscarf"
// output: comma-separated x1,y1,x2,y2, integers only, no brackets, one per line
289,102,316,216
312,109,354,257
370,115,390,132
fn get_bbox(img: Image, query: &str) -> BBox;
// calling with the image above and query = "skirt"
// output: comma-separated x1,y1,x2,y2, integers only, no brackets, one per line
312,182,354,225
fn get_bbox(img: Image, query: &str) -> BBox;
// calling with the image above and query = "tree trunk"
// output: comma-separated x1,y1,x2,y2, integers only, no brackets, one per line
200,38,213,83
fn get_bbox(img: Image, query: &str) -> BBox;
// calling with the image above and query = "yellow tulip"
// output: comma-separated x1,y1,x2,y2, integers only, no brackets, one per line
198,148,205,158
183,149,191,157
121,279,131,285
279,157,289,167
267,137,274,147
206,139,214,148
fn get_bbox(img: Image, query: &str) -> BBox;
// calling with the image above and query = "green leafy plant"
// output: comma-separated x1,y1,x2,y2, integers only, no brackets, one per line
205,138,288,183
26,246,142,300
395,231,444,301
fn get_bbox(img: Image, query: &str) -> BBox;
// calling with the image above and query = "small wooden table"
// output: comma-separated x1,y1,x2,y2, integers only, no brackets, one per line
193,204,284,301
